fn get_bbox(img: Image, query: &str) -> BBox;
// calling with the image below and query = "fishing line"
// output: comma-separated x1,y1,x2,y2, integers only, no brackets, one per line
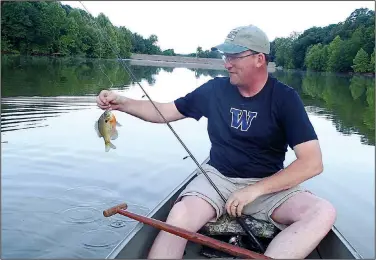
99,64,114,88
79,1,265,253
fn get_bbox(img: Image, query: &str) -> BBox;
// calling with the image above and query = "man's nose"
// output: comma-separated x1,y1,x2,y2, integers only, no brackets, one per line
224,60,232,70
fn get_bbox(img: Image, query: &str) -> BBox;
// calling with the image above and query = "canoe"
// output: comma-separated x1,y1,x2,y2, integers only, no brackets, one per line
105,157,361,259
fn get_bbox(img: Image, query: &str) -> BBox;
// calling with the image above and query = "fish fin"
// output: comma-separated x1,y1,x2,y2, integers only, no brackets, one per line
105,143,111,152
94,120,101,137
116,121,122,127
105,141,116,152
111,129,118,140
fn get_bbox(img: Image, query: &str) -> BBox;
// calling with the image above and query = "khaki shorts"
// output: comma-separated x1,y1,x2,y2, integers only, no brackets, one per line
176,164,308,230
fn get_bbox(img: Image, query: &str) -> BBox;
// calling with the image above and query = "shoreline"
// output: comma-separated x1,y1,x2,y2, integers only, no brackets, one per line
128,53,276,72
127,59,227,70
3,52,373,76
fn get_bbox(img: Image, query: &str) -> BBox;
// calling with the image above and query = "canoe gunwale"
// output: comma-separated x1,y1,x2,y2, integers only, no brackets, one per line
330,225,362,259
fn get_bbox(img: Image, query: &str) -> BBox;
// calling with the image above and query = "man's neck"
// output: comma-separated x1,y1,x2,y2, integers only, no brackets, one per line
237,72,268,97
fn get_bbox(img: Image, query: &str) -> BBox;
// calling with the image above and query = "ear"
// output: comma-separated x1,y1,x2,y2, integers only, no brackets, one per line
256,53,266,68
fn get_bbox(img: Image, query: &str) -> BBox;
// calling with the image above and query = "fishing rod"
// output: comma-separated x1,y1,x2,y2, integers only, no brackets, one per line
79,1,265,253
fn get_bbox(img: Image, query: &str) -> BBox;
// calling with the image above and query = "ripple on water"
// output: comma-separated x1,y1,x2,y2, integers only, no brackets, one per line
109,219,128,228
62,185,119,207
81,228,123,248
60,206,102,224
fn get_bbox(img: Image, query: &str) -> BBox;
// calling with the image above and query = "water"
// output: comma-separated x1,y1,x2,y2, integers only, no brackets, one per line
1,55,374,259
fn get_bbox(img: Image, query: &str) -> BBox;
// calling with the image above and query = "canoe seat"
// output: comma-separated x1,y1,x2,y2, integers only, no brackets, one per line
199,214,279,239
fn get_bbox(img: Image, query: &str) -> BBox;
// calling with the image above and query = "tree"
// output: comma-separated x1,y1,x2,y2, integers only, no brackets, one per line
326,36,345,72
270,7,374,73
0,1,159,58
196,46,203,57
274,37,294,68
162,49,175,56
305,43,327,71
352,48,370,73
368,50,375,73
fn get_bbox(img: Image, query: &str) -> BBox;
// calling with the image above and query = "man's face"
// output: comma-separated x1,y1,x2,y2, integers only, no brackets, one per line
222,50,262,86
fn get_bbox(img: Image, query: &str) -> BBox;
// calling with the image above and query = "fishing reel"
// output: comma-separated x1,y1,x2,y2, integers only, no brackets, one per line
200,234,247,259
228,234,246,248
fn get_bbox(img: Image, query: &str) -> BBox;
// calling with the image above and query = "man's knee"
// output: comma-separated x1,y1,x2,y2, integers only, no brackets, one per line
310,197,337,226
166,196,216,232
271,191,337,226
166,199,192,227
295,193,337,223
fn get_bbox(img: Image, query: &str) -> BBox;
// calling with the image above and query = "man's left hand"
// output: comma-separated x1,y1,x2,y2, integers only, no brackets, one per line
225,186,263,217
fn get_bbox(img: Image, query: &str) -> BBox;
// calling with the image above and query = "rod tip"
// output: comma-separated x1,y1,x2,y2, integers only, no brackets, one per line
103,203,127,217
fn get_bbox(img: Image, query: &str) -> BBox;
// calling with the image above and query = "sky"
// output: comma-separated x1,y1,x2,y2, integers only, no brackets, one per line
61,1,375,54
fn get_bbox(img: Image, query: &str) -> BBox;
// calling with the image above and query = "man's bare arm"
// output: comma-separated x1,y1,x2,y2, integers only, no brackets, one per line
118,96,186,123
251,139,323,196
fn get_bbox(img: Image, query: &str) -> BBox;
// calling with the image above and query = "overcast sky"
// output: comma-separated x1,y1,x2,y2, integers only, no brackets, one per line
61,1,374,54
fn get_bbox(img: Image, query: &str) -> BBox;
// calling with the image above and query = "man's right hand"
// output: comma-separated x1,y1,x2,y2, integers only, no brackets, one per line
96,89,185,123
96,90,125,111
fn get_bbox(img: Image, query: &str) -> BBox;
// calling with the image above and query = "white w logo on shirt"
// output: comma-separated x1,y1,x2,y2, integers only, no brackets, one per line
230,108,258,131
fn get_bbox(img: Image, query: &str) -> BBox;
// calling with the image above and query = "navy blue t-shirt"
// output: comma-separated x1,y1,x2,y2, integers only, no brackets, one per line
174,75,318,179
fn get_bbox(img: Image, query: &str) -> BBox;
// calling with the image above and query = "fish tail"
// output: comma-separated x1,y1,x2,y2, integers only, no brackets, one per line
105,141,116,152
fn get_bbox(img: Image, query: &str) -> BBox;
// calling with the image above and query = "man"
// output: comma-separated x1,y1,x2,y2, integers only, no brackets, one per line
96,25,336,259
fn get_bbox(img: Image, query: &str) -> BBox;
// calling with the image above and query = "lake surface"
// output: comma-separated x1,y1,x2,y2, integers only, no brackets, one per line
1,55,374,259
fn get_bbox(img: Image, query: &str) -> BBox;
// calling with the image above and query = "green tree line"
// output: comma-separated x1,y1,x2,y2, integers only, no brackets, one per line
2,2,374,67
184,46,221,59
270,8,375,74
1,1,173,58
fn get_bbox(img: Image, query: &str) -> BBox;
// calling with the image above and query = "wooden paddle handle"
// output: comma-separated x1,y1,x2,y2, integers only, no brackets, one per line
103,203,127,217
103,204,271,259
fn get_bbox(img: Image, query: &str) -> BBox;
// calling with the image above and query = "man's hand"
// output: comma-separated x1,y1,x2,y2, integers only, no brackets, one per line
225,186,262,217
96,90,125,111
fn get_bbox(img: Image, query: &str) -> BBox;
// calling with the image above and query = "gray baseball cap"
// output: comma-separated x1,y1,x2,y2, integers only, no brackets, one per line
212,25,270,54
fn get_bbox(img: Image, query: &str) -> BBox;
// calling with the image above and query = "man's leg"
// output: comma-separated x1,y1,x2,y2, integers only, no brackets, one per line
264,191,336,259
147,195,216,259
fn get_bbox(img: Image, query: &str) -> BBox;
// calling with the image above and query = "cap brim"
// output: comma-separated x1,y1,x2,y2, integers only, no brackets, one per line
211,42,248,54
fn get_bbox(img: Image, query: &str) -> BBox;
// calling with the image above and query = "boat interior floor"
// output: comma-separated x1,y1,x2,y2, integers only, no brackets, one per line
183,241,322,259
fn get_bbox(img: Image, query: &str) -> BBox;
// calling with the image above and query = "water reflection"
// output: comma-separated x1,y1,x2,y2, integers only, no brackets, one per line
189,68,228,79
3,55,372,144
0,56,227,134
273,70,375,146
1,55,180,97
1,97,96,132
0,56,175,133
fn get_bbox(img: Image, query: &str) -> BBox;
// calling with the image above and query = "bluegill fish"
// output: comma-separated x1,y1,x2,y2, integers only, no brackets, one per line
94,110,121,152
